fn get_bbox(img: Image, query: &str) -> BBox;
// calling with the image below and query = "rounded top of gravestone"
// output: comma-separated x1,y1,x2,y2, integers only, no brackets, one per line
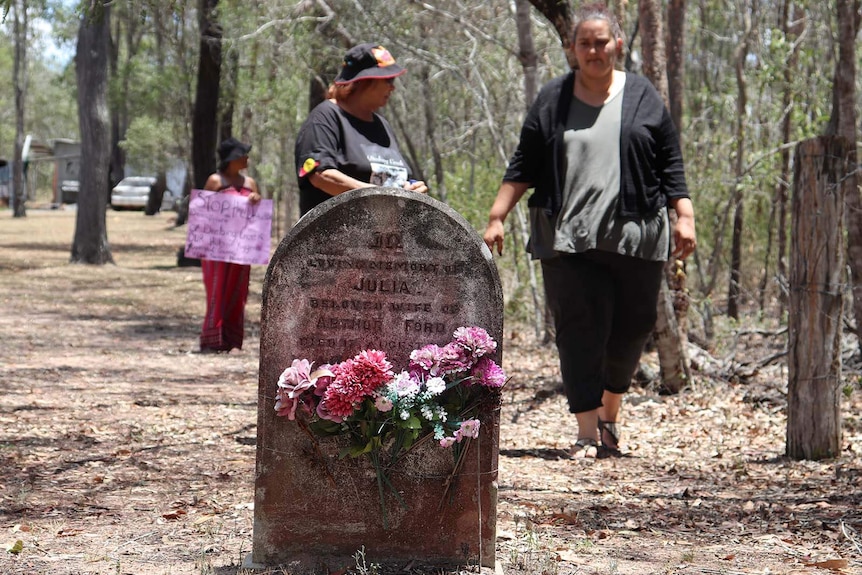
276,187,494,262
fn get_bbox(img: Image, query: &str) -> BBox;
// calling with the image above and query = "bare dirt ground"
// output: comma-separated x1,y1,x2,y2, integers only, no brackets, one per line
0,208,861,575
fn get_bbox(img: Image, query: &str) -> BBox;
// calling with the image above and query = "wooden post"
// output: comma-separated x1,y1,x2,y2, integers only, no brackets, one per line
787,136,849,460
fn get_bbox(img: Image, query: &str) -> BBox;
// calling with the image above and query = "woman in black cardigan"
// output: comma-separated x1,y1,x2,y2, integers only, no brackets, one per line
484,2,696,460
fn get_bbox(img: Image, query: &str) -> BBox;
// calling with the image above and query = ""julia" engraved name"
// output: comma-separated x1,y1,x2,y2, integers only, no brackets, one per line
352,277,412,294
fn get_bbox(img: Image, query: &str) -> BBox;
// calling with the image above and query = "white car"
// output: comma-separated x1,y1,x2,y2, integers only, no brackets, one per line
111,176,176,213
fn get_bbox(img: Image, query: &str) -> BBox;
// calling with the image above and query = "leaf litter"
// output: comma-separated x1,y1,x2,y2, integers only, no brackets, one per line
0,209,860,574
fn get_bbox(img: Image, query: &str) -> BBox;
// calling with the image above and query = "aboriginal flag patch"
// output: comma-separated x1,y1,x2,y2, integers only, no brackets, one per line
299,157,319,177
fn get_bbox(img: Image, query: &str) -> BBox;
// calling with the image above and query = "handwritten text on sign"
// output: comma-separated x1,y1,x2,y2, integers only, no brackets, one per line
185,189,273,265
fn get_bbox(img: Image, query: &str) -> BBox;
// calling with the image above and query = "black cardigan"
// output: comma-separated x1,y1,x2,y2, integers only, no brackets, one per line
502,71,690,218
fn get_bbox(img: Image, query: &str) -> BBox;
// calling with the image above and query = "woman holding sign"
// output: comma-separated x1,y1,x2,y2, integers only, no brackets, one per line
199,137,262,353
294,43,428,216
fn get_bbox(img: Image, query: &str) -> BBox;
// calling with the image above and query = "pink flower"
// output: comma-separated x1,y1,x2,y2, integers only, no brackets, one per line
469,357,506,388
438,342,472,374
410,343,471,376
316,396,343,422
439,437,456,448
454,418,481,442
350,349,394,392
274,359,329,420
318,352,393,420
453,326,497,359
313,364,335,396
374,395,394,412
409,344,444,375
320,374,364,419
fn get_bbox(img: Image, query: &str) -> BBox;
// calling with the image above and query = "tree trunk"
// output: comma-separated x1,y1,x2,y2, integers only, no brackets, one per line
516,0,548,341
526,0,574,68
666,0,685,134
638,0,668,99
831,0,862,351
662,1,694,336
191,0,222,191
774,0,804,316
108,13,123,192
176,0,221,236
71,2,114,265
786,136,847,460
727,9,752,319
639,0,689,393
418,69,445,202
11,0,28,218
220,47,239,143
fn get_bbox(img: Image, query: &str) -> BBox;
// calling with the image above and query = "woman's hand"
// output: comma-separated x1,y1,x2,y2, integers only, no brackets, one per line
248,191,262,204
670,198,696,259
404,180,429,194
483,181,530,256
483,218,506,256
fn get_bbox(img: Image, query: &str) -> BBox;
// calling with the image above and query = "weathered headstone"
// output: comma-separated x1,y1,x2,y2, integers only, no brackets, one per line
249,188,503,572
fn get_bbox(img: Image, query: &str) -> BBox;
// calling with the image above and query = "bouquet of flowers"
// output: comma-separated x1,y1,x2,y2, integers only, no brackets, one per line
274,326,505,525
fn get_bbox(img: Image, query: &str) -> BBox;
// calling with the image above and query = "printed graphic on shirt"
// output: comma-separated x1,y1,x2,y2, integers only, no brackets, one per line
364,144,408,187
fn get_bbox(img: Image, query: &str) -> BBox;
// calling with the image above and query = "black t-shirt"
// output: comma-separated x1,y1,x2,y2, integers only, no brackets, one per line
294,100,411,215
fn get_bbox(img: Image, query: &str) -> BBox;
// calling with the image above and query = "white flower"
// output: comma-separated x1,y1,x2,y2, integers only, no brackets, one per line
425,376,446,395
392,371,420,397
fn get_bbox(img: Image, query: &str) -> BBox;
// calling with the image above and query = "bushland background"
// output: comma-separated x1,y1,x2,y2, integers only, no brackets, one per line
1,0,862,573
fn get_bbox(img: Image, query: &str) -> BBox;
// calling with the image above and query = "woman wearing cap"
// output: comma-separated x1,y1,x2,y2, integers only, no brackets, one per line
199,137,262,353
295,43,428,216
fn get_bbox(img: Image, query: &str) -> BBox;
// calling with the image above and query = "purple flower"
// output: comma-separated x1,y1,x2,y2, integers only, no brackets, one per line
469,357,506,388
313,364,335,396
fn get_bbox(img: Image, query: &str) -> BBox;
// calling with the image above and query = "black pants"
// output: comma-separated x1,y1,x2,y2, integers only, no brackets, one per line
541,250,664,414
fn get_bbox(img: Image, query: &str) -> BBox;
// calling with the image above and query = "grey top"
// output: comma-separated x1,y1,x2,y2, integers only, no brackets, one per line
528,81,669,262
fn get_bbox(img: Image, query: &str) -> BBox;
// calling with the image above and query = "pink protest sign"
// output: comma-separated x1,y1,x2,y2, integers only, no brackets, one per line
185,189,273,265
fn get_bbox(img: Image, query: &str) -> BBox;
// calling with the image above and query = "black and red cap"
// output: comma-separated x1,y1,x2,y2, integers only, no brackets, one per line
333,43,407,85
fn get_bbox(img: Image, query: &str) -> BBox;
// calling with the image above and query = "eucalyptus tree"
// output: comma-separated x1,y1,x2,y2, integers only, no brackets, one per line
667,0,686,134
191,0,221,192
71,0,113,264
727,1,756,320
10,0,27,217
831,0,861,352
